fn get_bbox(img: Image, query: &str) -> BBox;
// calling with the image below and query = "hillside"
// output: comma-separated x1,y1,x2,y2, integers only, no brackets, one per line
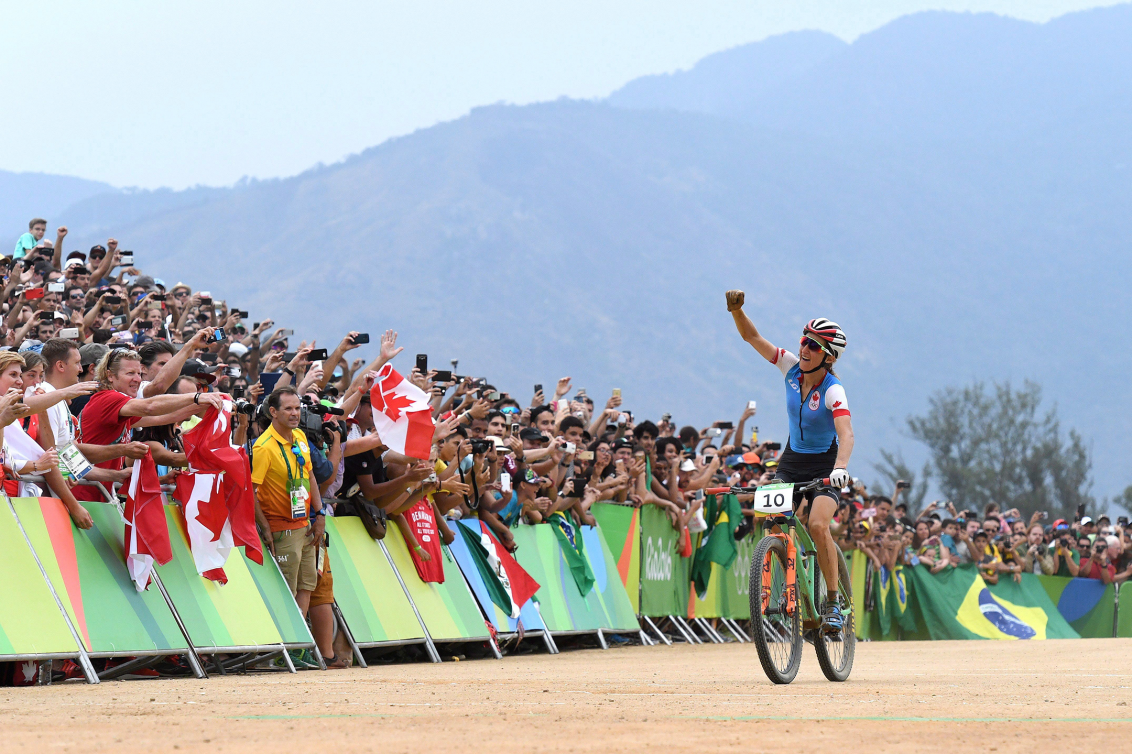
30,5,1132,498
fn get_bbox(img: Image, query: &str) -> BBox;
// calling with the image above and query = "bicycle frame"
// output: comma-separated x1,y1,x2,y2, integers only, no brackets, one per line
758,515,822,624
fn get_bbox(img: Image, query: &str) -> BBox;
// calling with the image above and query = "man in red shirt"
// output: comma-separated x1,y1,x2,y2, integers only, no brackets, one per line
1078,539,1116,583
75,348,225,501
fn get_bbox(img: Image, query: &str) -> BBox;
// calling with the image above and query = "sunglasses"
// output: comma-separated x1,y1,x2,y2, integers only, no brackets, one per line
799,336,828,354
68,292,85,300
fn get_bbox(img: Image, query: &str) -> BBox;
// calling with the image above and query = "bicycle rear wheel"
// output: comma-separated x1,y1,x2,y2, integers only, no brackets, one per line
813,546,856,682
748,536,802,684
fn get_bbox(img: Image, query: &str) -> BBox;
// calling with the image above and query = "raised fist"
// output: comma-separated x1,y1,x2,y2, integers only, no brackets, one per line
725,290,745,312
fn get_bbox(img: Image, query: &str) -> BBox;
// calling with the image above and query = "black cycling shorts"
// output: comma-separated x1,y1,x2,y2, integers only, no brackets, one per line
772,440,840,510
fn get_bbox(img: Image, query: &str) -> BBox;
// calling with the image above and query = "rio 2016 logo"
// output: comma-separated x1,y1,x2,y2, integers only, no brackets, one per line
644,536,674,581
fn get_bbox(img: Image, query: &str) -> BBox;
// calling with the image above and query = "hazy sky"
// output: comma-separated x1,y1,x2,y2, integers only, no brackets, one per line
1,1,1121,188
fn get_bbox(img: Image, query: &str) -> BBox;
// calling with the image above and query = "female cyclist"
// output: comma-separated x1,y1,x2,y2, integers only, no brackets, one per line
725,289,854,633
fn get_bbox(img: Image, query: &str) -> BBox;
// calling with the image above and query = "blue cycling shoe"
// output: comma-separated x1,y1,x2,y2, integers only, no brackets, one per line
821,602,844,635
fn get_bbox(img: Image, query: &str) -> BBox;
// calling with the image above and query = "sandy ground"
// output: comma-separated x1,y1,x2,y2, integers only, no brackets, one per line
3,638,1131,753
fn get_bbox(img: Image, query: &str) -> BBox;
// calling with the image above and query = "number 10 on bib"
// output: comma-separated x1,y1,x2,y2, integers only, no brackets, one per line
753,483,793,514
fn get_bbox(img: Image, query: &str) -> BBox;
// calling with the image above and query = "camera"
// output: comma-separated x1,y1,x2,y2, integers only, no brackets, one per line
233,399,256,416
351,333,369,344
561,441,576,454
469,438,493,455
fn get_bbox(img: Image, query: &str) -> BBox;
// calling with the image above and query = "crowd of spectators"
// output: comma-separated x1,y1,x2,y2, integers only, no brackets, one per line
2,216,1127,681
832,485,1132,585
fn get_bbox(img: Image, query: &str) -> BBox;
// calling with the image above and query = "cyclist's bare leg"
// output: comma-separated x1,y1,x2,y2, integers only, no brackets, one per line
807,493,839,602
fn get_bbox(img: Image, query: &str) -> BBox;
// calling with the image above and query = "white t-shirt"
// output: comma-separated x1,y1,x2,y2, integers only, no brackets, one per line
36,382,75,448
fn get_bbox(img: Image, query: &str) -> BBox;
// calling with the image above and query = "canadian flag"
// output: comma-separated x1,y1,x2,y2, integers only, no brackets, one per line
176,402,263,583
124,451,172,591
370,364,435,460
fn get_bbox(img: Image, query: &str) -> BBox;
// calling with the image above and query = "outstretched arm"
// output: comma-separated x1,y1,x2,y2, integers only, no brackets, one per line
725,290,778,362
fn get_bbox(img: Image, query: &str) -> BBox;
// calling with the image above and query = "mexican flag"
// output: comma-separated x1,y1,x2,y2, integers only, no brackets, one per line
690,493,742,598
905,564,1078,640
455,521,539,618
548,512,594,597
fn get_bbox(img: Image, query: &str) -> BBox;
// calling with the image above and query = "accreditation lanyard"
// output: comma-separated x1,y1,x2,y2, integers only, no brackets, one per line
277,436,310,520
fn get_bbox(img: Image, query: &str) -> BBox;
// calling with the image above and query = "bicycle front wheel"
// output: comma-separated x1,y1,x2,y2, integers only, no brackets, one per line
813,546,856,682
748,536,802,684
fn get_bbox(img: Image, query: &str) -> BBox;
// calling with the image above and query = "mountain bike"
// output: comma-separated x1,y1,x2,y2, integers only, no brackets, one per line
706,478,854,684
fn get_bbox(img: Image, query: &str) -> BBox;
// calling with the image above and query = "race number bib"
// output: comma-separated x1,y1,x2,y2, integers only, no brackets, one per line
752,483,794,515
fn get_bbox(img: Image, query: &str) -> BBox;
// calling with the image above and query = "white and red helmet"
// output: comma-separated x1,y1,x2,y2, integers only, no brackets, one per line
802,318,847,359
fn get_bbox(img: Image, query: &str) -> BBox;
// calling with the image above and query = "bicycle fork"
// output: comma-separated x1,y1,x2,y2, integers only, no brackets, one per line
761,533,798,616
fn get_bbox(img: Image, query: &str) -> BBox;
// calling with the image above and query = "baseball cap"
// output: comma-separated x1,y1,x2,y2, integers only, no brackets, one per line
1080,516,1094,525
88,245,106,256
518,468,539,485
18,339,44,354
519,428,547,443
131,275,156,291
180,358,218,383
227,342,249,357
79,343,109,367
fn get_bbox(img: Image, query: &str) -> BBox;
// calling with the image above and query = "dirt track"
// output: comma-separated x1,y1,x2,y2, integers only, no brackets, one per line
3,639,1130,753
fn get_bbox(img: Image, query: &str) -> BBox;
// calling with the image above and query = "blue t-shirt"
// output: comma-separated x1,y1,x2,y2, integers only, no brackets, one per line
13,233,36,259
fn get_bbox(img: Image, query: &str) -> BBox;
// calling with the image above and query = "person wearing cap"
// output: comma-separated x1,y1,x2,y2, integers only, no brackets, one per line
74,348,226,502
1079,516,1097,541
136,328,216,398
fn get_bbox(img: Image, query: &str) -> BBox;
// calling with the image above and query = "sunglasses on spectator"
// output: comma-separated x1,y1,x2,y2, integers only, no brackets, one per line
68,292,85,300
173,290,189,298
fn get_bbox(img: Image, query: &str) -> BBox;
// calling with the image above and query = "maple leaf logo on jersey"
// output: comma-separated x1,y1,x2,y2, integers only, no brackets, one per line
833,401,843,408
808,392,821,410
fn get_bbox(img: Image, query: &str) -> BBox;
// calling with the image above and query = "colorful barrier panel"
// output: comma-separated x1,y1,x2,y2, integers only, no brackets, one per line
323,516,427,647
14,499,190,657
510,523,639,635
1037,575,1116,638
448,519,548,636
156,505,292,652
690,530,759,620
590,503,640,614
849,549,874,640
0,498,83,660
1117,583,1132,638
383,524,490,644
639,505,691,618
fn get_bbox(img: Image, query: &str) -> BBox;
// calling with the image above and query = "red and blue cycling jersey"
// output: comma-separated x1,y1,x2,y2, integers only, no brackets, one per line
772,348,850,454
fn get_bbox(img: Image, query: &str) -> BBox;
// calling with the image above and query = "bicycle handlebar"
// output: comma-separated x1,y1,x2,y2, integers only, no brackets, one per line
705,478,830,496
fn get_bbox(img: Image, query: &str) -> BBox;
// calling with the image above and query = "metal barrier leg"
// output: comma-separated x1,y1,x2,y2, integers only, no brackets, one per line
533,603,559,654
595,628,609,650
672,616,700,644
642,616,672,646
639,630,655,646
693,617,723,643
333,602,366,668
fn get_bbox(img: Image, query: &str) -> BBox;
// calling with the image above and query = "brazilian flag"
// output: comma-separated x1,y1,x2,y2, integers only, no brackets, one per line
874,564,916,637
691,494,742,599
547,512,594,597
905,564,1078,640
